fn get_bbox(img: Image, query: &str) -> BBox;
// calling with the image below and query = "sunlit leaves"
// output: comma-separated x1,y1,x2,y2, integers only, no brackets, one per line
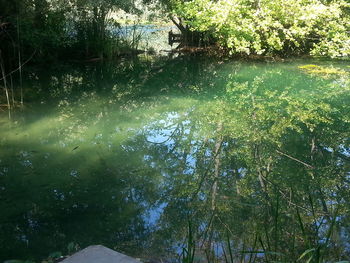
173,0,350,57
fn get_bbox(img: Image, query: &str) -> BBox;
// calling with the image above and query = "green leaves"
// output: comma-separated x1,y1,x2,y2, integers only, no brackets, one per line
173,0,350,57
297,248,316,262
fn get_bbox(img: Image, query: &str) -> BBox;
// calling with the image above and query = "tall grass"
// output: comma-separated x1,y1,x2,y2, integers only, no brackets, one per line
182,220,196,263
177,188,344,263
0,49,11,119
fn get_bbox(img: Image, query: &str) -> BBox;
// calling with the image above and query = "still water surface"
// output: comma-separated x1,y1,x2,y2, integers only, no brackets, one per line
1,55,350,262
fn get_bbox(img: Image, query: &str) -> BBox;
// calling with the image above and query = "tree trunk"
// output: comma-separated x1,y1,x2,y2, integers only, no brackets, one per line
33,0,48,28
211,122,223,211
170,16,204,47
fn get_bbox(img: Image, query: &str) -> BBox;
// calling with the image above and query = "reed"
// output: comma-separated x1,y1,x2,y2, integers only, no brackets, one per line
0,50,11,119
182,220,196,263
17,15,23,106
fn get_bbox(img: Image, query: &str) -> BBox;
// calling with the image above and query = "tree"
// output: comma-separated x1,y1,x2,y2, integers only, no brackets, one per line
171,0,350,56
0,0,149,63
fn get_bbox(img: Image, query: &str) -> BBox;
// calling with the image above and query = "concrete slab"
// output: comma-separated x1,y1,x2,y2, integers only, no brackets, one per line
61,245,140,263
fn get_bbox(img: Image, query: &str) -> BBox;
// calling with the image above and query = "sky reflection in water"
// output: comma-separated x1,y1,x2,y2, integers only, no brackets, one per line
1,56,350,262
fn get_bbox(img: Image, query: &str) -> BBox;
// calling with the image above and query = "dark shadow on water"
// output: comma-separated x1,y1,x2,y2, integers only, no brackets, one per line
1,55,350,262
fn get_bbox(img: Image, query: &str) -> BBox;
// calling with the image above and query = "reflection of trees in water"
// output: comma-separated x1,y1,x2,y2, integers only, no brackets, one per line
137,69,350,262
0,129,161,261
1,57,350,262
0,55,225,262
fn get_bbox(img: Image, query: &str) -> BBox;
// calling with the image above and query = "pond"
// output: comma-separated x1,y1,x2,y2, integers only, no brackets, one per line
1,54,350,262
112,24,176,52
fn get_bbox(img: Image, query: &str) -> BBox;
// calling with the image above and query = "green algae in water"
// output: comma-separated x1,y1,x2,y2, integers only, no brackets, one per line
1,57,350,262
298,64,348,77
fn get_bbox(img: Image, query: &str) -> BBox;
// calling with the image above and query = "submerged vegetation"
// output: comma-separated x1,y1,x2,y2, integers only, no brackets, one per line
1,0,350,66
1,58,350,262
298,64,348,77
1,0,350,263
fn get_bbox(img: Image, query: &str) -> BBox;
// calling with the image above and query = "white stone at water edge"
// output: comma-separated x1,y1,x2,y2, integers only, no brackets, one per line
61,245,141,263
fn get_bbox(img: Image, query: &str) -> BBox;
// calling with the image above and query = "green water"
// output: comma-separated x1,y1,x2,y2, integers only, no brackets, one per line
1,55,350,262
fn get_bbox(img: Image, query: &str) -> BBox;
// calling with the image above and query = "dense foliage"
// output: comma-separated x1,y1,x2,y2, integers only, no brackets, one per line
2,0,350,60
172,0,350,57
0,0,143,64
